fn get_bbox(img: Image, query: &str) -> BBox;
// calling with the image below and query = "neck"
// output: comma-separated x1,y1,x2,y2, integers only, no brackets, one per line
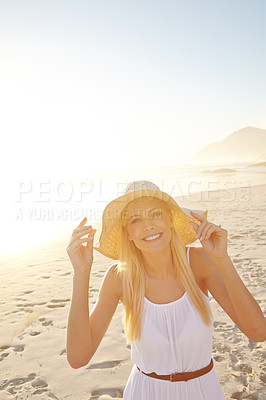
141,246,174,280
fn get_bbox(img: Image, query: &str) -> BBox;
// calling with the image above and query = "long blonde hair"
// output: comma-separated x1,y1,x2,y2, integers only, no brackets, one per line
115,196,212,344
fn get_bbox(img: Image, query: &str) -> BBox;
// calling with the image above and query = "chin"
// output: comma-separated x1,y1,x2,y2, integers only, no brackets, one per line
139,241,170,253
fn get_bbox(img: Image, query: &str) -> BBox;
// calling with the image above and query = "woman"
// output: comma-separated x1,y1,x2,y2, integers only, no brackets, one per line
66,180,266,400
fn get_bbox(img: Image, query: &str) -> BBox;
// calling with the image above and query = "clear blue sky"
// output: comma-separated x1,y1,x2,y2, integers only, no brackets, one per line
1,0,266,179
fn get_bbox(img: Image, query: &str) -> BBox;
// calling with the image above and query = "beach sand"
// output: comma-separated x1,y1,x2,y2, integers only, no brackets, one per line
0,184,265,399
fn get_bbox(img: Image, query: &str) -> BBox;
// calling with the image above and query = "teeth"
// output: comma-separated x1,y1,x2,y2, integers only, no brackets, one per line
144,234,161,241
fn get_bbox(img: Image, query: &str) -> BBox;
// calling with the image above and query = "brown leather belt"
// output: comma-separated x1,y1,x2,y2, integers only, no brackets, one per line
136,358,213,382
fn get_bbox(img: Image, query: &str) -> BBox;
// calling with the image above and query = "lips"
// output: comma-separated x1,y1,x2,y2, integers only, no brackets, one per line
142,233,163,241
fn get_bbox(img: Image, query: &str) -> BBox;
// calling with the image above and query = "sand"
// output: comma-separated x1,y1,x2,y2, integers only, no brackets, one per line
0,184,265,399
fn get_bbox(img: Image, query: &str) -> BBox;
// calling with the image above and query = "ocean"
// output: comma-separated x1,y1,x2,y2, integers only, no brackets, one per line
1,160,265,256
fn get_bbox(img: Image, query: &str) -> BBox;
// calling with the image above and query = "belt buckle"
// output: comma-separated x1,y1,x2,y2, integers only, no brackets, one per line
169,372,188,382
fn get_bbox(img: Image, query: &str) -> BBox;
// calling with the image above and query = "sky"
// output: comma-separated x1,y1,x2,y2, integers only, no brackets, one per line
0,0,266,255
1,0,266,181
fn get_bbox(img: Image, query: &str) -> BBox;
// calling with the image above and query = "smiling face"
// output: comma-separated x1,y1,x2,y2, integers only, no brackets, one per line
124,197,173,255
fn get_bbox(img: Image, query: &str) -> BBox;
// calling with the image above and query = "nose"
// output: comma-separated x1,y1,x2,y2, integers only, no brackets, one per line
142,218,155,231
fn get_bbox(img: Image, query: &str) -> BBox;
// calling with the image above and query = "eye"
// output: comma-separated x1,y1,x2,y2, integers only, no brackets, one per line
131,216,141,223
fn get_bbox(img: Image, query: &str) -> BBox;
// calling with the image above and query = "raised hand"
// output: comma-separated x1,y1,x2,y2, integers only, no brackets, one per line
189,211,228,259
66,217,97,276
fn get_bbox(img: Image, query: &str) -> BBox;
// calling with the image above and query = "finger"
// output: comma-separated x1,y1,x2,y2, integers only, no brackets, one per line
195,219,208,239
68,229,96,247
67,236,92,254
68,231,96,251
200,224,223,241
86,230,97,247
190,211,206,222
70,217,89,237
72,225,92,235
77,217,87,228
189,220,199,230
199,224,215,241
189,220,203,235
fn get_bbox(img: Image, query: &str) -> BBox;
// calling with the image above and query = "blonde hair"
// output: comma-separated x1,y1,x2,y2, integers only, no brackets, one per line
116,196,212,344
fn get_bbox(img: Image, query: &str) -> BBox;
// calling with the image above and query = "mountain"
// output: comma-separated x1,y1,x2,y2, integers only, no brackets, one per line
192,127,266,164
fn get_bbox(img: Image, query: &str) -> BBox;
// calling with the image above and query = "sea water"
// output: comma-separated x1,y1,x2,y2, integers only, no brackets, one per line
1,160,265,256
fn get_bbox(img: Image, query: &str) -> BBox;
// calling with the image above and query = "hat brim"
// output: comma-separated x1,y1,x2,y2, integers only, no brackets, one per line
93,188,207,260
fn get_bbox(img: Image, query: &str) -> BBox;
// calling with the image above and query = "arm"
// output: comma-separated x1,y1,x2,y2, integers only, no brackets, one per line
66,264,121,369
196,247,266,342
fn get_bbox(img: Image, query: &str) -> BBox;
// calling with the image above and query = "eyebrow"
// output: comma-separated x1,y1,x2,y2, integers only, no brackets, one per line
128,207,162,220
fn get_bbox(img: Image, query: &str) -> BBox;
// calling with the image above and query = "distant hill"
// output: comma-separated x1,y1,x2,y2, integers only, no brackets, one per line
192,127,266,164
248,161,266,167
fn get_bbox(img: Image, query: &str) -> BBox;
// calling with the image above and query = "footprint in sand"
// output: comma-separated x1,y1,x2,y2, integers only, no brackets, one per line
39,317,53,326
0,373,36,395
13,345,25,352
0,345,10,361
233,362,253,374
30,331,41,336
31,378,48,395
214,341,231,353
47,298,70,309
248,339,260,350
0,373,60,399
231,393,258,400
0,344,25,361
213,355,224,362
90,387,124,399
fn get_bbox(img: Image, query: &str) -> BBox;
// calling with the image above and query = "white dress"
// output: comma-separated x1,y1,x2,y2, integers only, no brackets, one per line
123,246,224,400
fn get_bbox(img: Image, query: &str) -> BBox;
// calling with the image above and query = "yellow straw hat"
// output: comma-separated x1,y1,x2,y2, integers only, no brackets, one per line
93,180,207,260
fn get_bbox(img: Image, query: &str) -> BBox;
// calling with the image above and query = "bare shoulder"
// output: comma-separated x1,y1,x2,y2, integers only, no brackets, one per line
104,263,123,303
